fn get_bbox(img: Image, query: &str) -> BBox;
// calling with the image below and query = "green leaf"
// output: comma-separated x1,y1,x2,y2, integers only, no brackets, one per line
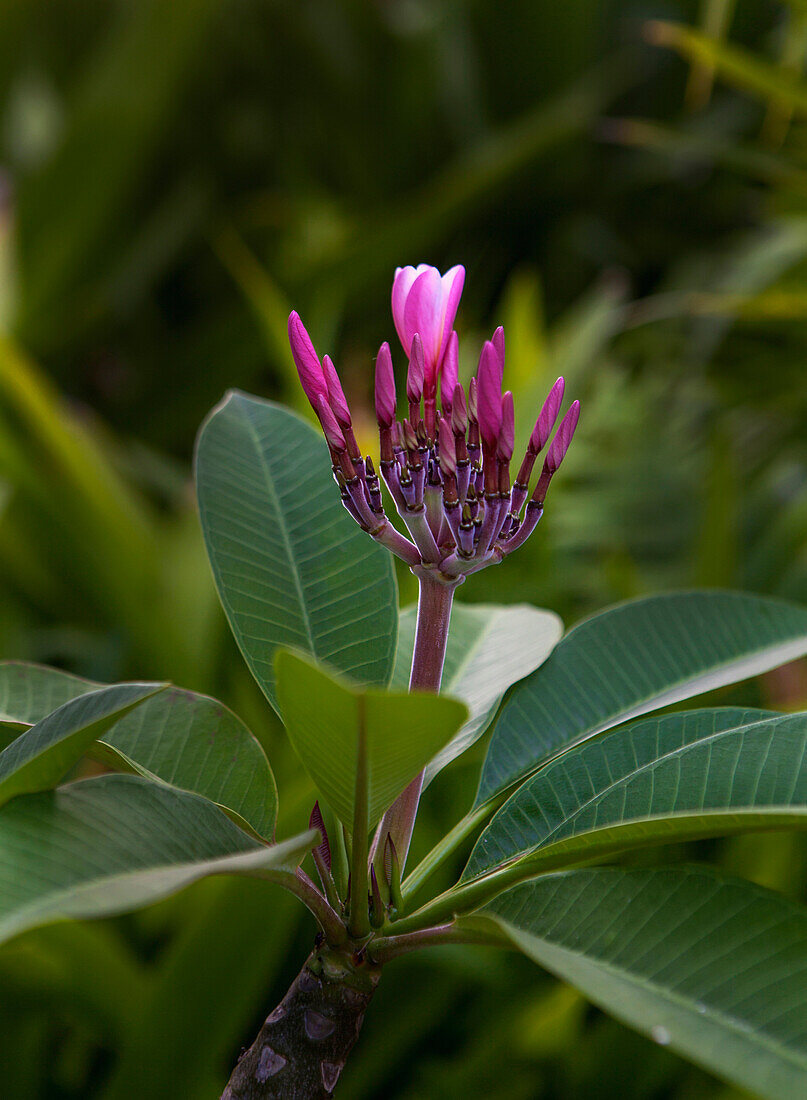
478,591,807,805
392,603,562,786
95,688,278,840
465,707,807,880
195,392,398,712
0,683,165,809
0,663,278,839
0,661,99,725
0,773,316,948
276,649,468,830
476,866,807,1100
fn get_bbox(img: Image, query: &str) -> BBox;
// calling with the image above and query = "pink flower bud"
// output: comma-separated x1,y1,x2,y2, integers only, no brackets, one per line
440,331,459,412
288,311,327,407
391,264,465,388
492,326,505,384
315,395,346,452
468,376,478,423
546,400,580,473
322,354,351,428
529,377,565,453
497,391,515,462
407,333,425,404
476,341,502,449
438,416,457,476
374,342,396,428
451,383,467,435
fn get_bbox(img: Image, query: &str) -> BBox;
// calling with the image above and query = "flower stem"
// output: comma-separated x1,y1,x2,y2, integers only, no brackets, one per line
374,568,459,872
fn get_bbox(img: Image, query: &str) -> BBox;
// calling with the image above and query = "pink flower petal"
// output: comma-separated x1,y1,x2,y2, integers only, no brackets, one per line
322,354,351,428
404,268,443,384
440,330,459,411
530,377,565,453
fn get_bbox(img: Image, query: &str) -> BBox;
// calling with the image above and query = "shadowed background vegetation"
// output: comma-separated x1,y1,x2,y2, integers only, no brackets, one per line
0,0,806,1096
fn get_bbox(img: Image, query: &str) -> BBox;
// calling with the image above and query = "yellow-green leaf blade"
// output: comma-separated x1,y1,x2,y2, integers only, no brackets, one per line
276,649,468,829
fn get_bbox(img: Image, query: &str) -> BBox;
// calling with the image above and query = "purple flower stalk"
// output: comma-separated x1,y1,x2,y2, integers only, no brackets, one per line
289,265,580,586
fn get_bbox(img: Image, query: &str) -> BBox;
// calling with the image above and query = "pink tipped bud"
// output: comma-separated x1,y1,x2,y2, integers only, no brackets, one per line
438,417,457,476
322,354,351,428
315,395,346,451
468,376,478,422
440,331,459,412
491,326,505,383
529,377,565,453
476,341,503,449
497,391,515,462
288,311,328,408
546,399,580,473
401,419,417,451
407,334,425,403
451,383,467,435
375,342,396,428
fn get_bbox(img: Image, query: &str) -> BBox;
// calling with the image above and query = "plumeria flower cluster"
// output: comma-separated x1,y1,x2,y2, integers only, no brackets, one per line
288,264,579,583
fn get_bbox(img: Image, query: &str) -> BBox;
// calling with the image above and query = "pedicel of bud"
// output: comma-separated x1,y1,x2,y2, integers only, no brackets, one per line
530,376,565,453
288,311,327,407
322,354,351,428
374,342,396,428
476,341,503,450
315,395,346,452
497,391,515,462
406,333,425,405
392,264,465,385
440,331,459,413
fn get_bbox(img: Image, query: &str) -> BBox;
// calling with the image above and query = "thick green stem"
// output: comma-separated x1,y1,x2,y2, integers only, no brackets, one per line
222,942,381,1099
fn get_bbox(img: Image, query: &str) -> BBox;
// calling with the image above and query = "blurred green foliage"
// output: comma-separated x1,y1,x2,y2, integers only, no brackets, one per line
0,0,806,1096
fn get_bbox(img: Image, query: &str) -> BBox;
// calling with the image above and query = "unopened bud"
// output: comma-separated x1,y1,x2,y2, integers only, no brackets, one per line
375,342,397,428
322,354,351,428
476,341,502,450
451,383,467,435
440,330,459,412
407,333,425,404
438,417,457,476
288,311,327,407
315,395,346,451
529,377,565,453
497,391,515,462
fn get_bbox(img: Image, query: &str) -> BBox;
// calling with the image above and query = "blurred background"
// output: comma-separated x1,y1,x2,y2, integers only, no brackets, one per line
0,0,806,1096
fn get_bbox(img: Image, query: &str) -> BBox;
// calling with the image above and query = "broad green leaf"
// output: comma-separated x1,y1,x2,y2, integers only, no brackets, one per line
195,392,398,712
0,773,316,948
392,603,562,785
276,649,468,830
466,707,807,880
0,661,99,725
478,591,807,805
0,663,278,839
0,683,165,809
476,866,807,1100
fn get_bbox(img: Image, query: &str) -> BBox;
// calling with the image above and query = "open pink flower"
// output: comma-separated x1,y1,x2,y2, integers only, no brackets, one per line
391,265,465,389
